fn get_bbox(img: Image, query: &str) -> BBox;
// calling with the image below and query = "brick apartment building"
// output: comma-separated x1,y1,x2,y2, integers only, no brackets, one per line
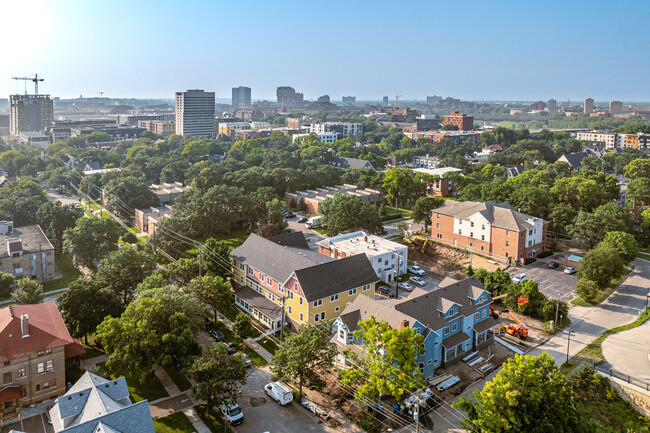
443,111,474,131
431,201,547,264
0,222,56,283
134,205,175,235
284,185,383,215
0,303,84,415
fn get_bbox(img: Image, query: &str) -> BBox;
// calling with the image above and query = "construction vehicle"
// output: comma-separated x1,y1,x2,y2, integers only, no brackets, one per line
403,234,428,253
501,309,528,339
489,293,528,319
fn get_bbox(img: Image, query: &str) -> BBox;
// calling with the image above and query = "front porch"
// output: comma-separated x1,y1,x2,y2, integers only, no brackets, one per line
442,332,471,366
233,285,283,331
473,317,498,350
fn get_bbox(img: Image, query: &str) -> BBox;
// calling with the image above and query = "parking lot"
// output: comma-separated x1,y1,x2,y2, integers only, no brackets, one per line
506,258,578,302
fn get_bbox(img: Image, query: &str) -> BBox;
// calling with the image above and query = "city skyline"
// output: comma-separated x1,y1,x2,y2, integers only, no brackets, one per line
1,0,650,101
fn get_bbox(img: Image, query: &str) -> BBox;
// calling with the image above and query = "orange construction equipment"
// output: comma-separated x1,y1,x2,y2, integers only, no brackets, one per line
502,309,528,339
489,293,528,319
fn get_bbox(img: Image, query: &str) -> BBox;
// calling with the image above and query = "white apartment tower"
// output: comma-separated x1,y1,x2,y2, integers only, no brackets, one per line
175,89,215,137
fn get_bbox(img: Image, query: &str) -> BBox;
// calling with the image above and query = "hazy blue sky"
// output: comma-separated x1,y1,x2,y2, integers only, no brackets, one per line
2,0,649,101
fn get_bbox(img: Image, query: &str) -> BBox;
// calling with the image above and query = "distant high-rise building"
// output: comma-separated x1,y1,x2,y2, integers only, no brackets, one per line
426,95,442,106
231,86,251,106
609,100,623,115
317,95,330,103
530,101,547,111
10,94,53,135
276,86,304,105
382,96,389,105
175,89,215,137
342,96,356,105
584,98,594,114
443,111,474,131
547,99,557,110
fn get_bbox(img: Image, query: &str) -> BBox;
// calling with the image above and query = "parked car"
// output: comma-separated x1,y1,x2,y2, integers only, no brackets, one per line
297,217,307,223
564,267,576,275
397,282,414,291
283,212,295,219
220,403,244,425
378,286,396,298
548,261,560,269
512,273,528,284
237,353,252,367
208,329,224,342
407,265,425,276
409,276,426,286
204,319,214,331
224,341,237,354
265,382,293,406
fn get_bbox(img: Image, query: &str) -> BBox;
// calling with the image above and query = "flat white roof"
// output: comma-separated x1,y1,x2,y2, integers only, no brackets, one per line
317,231,405,257
413,167,463,176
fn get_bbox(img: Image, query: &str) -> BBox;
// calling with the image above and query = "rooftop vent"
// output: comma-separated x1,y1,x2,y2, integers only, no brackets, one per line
21,314,29,338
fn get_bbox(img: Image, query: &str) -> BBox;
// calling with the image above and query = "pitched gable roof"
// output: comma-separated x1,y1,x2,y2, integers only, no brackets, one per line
435,200,544,231
331,156,375,170
0,302,81,362
559,152,588,168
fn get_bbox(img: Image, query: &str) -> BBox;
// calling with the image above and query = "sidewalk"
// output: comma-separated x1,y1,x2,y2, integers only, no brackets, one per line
220,316,275,363
80,354,109,370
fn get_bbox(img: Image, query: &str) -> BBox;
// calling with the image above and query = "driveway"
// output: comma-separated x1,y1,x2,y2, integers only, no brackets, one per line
506,259,578,302
529,258,650,366
601,315,650,382
233,367,337,433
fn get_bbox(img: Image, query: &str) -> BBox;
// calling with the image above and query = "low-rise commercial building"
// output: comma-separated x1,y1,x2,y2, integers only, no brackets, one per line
151,182,189,204
284,184,383,215
0,302,84,414
138,120,176,135
431,200,547,265
333,276,496,378
0,222,55,283
317,231,407,283
230,232,378,331
308,122,362,137
17,131,51,148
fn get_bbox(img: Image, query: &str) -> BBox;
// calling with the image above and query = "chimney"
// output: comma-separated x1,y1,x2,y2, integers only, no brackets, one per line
401,320,409,329
21,314,29,338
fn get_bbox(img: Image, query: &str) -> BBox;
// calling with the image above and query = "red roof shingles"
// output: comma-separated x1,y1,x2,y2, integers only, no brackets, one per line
0,302,84,362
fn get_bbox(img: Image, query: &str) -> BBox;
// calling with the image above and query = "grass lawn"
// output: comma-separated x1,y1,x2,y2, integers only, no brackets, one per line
311,226,328,235
94,362,169,403
153,412,195,433
382,208,411,221
207,230,250,248
43,254,81,292
570,274,628,307
194,404,233,433
243,345,267,366
164,366,192,392
257,337,279,356
80,334,105,360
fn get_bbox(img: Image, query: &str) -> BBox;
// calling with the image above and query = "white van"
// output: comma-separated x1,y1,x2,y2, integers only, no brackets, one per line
305,216,323,229
265,381,293,406
219,403,244,425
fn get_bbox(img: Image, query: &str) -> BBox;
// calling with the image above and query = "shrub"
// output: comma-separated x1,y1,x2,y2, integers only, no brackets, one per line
289,198,297,210
576,279,599,303
524,258,537,265
537,251,553,259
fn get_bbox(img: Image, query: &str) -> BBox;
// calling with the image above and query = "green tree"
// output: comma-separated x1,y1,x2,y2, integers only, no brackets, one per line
601,231,638,263
94,248,156,304
185,275,233,322
63,218,122,269
96,296,201,377
0,179,49,226
265,198,288,234
319,193,382,236
86,131,112,143
626,178,650,206
0,273,14,298
57,277,123,343
624,158,650,179
576,279,599,303
12,278,43,304
411,196,444,232
577,245,624,289
569,203,632,249
453,353,581,433
163,257,200,285
339,316,425,404
271,321,337,396
186,342,248,409
182,140,211,162
232,313,254,341
103,176,160,218
382,168,417,211
36,201,84,253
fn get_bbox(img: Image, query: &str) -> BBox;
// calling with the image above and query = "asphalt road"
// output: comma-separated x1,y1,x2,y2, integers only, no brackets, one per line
43,185,79,206
601,307,650,382
506,257,578,302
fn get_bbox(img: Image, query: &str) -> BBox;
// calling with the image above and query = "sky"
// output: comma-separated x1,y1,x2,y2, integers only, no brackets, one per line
1,0,649,102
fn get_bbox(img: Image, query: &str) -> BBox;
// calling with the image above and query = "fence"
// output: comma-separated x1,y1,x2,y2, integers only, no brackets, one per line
596,365,650,392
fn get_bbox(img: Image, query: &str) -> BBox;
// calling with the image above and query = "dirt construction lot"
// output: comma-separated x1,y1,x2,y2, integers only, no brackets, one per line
506,255,578,302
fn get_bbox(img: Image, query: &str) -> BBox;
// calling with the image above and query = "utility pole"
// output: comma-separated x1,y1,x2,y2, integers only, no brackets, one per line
280,293,286,342
394,253,401,299
414,399,420,433
152,232,157,258
566,330,575,364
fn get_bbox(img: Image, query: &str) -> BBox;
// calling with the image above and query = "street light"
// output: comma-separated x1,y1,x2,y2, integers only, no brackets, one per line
566,331,575,364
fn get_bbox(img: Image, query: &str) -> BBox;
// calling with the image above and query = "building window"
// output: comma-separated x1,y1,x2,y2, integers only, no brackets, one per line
17,368,26,378
314,314,320,323
481,235,485,241
248,267,253,276
475,312,479,320
482,224,485,230
320,312,325,320
42,381,50,390
470,222,474,227
377,258,381,263
313,299,323,307
480,246,484,251
294,282,298,290
339,329,345,340
348,288,357,296
299,297,303,305
505,241,510,247
288,306,292,315
452,323,457,332
288,291,294,299
506,230,510,236
37,363,44,374
45,349,52,355
38,351,44,356
46,360,54,372
529,230,533,235
444,326,449,335
483,310,487,317
260,272,265,281
470,232,473,238
458,229,462,235
437,233,442,239
330,294,339,302
363,284,370,291
335,306,340,312
436,223,440,228
505,252,509,258
437,213,440,219
300,313,304,322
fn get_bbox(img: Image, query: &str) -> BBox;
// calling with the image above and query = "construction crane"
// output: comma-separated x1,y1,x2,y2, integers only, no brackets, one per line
395,93,402,107
98,92,104,98
12,74,44,95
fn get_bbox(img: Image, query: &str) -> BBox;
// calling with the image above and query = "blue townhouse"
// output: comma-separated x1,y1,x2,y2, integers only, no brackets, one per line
333,276,497,379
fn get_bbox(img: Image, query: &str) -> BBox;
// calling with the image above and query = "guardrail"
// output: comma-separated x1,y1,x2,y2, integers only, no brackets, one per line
596,365,650,392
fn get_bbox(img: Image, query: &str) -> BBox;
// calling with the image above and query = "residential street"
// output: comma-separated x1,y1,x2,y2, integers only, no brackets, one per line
529,258,650,366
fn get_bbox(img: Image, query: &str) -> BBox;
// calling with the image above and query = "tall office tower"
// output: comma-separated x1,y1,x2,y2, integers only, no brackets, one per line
276,86,304,105
231,86,251,106
175,89,215,137
609,100,623,115
342,96,356,105
547,99,557,110
9,94,53,135
584,98,594,114
382,96,389,105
